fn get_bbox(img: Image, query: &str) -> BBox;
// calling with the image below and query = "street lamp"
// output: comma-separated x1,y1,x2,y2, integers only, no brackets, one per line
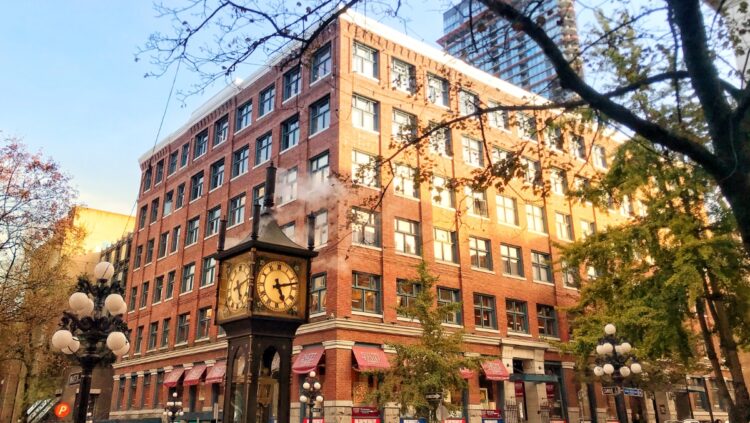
299,371,323,423
163,391,185,423
592,323,643,423
50,261,130,423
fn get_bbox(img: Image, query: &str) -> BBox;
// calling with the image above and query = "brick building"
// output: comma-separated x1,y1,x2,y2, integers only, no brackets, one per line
111,10,630,423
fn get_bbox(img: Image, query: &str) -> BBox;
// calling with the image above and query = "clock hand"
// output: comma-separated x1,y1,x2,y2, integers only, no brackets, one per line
272,278,285,301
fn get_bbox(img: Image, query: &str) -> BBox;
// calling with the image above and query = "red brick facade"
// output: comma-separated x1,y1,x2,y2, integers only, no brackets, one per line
111,11,630,423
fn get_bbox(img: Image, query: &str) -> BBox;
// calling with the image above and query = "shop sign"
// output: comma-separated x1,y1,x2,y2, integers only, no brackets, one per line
545,383,556,401
601,386,622,396
53,402,71,418
352,406,380,423
400,418,426,423
303,419,324,423
549,420,566,423
481,410,501,418
623,387,643,397
442,419,465,423
67,372,81,386
514,381,525,397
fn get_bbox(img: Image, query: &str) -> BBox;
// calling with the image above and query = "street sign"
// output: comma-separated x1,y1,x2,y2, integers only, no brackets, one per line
67,372,81,386
425,393,443,400
601,386,622,396
53,402,71,419
623,387,643,397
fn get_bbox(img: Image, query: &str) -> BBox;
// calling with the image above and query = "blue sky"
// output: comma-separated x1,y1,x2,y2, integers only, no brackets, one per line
0,1,447,216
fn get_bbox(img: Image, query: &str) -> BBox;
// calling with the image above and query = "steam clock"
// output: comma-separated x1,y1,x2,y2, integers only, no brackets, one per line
215,164,318,423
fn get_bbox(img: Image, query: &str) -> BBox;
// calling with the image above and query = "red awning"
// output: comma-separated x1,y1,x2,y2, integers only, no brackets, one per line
205,362,227,384
352,345,390,372
293,345,325,374
481,360,510,381
163,368,185,388
460,368,476,379
183,364,207,386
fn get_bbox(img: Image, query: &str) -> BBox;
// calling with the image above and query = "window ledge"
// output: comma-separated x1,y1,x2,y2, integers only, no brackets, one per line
308,126,330,140
234,124,253,137
508,331,532,338
563,285,580,292
309,73,332,88
208,186,222,194
184,243,197,250
467,214,490,220
279,144,300,156
353,72,380,83
527,230,549,237
195,337,211,344
179,291,193,297
433,204,457,212
152,301,161,306
351,311,383,318
532,280,555,286
540,336,561,341
282,93,300,105
188,197,202,205
226,222,243,231
256,111,273,122
353,127,381,136
199,283,215,290
394,251,422,260
475,327,499,334
435,260,460,268
353,183,381,192
497,222,521,230
309,312,327,319
394,193,420,202
204,233,218,241
397,316,420,323
229,172,248,182
252,160,271,171
441,323,464,329
502,274,527,281
174,342,188,347
471,267,495,275
352,243,382,251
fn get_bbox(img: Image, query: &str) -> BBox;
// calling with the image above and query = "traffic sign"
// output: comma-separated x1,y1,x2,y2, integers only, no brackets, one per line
601,386,622,396
623,387,643,397
53,402,71,418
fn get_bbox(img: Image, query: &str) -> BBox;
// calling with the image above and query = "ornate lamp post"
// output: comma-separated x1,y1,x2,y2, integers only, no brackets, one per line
50,262,130,423
299,371,323,423
163,391,185,423
592,323,644,423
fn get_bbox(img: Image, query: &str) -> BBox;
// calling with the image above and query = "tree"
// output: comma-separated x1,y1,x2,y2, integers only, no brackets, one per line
561,138,750,422
369,262,477,422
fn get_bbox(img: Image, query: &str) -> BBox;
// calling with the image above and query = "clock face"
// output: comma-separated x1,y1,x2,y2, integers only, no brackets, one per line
255,260,299,312
226,262,251,312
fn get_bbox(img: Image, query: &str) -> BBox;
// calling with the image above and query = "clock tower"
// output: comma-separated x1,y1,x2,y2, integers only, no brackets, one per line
215,163,318,423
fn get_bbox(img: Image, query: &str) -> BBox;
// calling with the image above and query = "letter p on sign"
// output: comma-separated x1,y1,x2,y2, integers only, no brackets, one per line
54,402,71,418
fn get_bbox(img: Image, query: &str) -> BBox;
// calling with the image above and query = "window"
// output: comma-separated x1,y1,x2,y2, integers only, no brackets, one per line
546,127,564,151
587,266,599,280
176,313,190,344
593,145,608,169
469,237,492,270
311,43,331,82
176,183,185,208
438,288,461,325
474,294,497,329
228,194,246,226
550,168,567,195
206,207,221,237
392,59,415,92
161,319,171,347
352,208,380,246
197,307,212,339
462,137,484,167
145,239,154,264
170,226,181,253
434,228,457,263
180,143,190,167
150,199,159,223
158,232,169,258
190,171,204,201
352,151,380,187
281,115,300,151
501,244,524,277
252,184,265,206
429,123,452,156
562,262,580,289
134,326,144,353
142,168,152,192
281,222,295,242
230,145,250,178
128,377,138,407
581,219,596,238
129,286,138,311
352,95,379,131
140,282,149,308
201,257,216,287
153,276,164,303
148,322,158,350
465,187,489,217
521,158,541,185
393,164,418,198
168,151,178,175
314,211,328,247
259,85,275,117
394,218,420,255
236,101,252,131
283,67,301,100
166,271,176,299
496,195,518,226
309,96,330,135
138,205,147,229
491,147,510,164
310,273,326,314
531,251,553,283
488,101,509,129
397,279,421,314
506,299,528,333
555,212,573,241
186,217,200,245
392,109,416,142
431,175,455,208
352,42,378,78
427,74,449,106
310,151,330,186
526,204,547,233
459,90,478,116
206,161,224,192
351,272,381,314
255,133,272,165
518,113,538,142
620,195,633,216
214,116,229,146
163,191,174,216
194,131,208,159
277,168,298,204
134,245,143,268
181,263,195,293
154,371,164,405
155,160,164,184
537,304,558,337
572,135,586,160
